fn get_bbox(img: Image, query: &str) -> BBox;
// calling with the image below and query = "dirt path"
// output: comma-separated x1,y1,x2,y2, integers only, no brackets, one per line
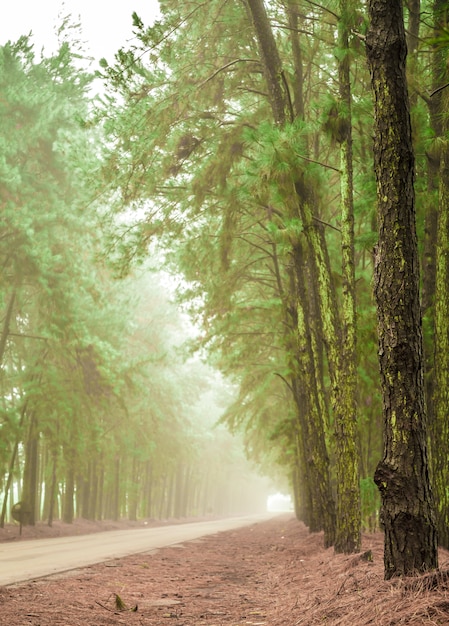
1,515,449,625
0,514,274,586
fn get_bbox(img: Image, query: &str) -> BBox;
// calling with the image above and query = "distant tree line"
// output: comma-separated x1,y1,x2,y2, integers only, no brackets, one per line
0,38,268,529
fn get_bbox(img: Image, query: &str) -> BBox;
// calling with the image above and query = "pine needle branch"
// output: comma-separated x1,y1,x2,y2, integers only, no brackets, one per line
198,59,261,89
303,0,340,20
95,600,115,613
295,152,341,173
273,372,293,393
429,81,449,97
313,216,341,233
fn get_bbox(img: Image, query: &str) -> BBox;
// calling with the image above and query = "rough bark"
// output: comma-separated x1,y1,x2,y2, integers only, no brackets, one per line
406,0,420,57
285,2,305,120
245,0,290,125
334,0,361,554
428,0,449,550
366,0,438,578
294,175,361,552
291,242,336,547
422,4,444,507
433,131,449,548
246,0,360,551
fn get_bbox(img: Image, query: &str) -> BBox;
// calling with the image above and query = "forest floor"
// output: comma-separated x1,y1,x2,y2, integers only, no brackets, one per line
1,514,449,625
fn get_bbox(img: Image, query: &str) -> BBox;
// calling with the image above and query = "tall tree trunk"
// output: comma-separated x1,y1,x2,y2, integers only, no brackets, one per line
334,0,361,554
422,2,444,546
174,463,184,519
80,465,91,519
246,0,360,550
291,242,336,547
245,0,290,126
433,125,449,548
63,442,78,524
158,474,167,519
268,195,334,539
63,463,75,524
291,448,305,522
181,465,192,517
21,412,39,526
0,441,19,528
0,290,16,367
295,184,360,552
88,460,98,521
428,0,449,550
112,456,120,521
144,460,153,518
128,457,139,522
431,0,449,545
366,0,438,579
272,211,335,542
47,450,58,527
0,397,28,528
165,471,175,519
97,462,104,521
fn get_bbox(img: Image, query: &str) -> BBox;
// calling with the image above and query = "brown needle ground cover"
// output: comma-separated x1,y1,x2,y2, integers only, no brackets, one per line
1,514,449,625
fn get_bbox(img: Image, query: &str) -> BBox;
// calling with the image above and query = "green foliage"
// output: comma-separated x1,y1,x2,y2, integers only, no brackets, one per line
0,34,269,526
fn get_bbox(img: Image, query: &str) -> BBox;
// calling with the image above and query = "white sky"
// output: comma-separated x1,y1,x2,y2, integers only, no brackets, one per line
1,0,161,62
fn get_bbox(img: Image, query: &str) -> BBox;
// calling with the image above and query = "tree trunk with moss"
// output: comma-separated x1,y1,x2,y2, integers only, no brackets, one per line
366,0,438,579
247,0,360,552
428,0,449,551
433,128,449,549
291,241,336,547
334,0,361,554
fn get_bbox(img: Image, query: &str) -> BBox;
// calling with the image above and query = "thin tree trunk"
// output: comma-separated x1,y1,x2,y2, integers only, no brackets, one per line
428,0,449,550
431,2,449,542
145,461,153,518
291,242,336,547
112,456,120,521
334,0,361,554
47,451,58,527
245,0,290,125
165,471,175,519
432,132,449,547
128,458,139,521
88,460,98,521
97,461,104,521
21,412,39,526
406,0,421,56
0,397,28,528
0,290,16,367
173,464,184,519
158,474,167,519
63,461,75,524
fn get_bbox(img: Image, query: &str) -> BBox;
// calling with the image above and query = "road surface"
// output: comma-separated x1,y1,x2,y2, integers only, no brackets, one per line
0,513,275,586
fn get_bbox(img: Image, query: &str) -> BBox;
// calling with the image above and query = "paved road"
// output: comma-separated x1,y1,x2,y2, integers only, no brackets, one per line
0,513,275,586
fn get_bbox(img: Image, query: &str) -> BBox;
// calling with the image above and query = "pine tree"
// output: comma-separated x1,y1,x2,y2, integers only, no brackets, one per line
366,0,438,579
